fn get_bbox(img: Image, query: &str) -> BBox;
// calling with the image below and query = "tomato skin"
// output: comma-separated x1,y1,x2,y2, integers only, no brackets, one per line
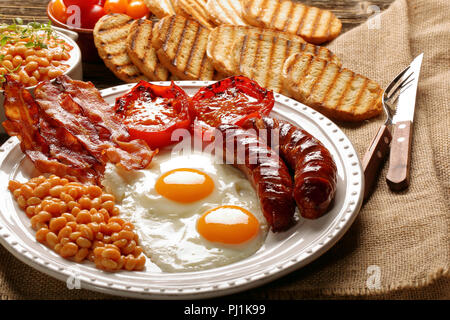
191,76,275,130
51,0,68,24
104,0,129,14
81,4,106,29
126,1,150,19
115,81,193,149
63,0,98,8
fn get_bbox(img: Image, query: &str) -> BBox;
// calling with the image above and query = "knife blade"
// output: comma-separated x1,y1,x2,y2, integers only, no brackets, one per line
386,53,424,191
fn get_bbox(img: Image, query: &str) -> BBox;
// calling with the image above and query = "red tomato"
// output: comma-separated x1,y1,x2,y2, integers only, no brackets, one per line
126,1,150,19
191,76,275,130
104,0,129,14
80,4,106,29
51,0,68,24
114,81,193,149
63,0,98,8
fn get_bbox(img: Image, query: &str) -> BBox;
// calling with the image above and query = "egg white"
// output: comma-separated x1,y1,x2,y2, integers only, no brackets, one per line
101,147,268,272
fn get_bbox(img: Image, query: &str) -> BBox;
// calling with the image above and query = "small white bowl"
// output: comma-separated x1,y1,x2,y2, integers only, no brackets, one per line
0,26,83,133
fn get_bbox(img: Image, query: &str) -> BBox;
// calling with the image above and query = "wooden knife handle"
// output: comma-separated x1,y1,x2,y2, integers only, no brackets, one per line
362,124,392,201
386,121,413,191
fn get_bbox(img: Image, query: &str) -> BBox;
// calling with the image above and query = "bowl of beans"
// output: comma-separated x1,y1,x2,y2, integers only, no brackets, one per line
0,20,83,132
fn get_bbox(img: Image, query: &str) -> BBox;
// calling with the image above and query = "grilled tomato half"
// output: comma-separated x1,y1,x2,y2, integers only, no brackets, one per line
114,81,192,149
191,76,275,129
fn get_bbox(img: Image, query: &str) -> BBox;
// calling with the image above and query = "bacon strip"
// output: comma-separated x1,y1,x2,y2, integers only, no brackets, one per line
34,77,156,170
2,77,98,182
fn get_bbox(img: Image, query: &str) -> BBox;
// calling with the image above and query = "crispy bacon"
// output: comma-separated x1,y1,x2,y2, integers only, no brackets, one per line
2,76,156,182
34,77,156,170
2,77,99,182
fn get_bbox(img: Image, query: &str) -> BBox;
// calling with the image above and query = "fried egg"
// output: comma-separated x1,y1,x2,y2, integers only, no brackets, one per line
101,147,268,272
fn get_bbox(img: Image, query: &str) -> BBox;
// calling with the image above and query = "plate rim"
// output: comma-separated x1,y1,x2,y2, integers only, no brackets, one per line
0,81,364,299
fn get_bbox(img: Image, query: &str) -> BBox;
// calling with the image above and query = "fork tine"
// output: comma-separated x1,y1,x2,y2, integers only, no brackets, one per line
384,65,411,95
386,72,414,101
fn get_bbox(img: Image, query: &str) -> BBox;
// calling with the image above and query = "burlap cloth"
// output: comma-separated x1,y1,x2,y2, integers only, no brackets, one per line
0,0,448,300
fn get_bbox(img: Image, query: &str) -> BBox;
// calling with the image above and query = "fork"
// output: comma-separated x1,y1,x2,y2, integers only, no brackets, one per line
362,66,413,201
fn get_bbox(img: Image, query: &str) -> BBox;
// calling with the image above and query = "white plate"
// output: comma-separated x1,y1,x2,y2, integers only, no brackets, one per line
0,81,364,299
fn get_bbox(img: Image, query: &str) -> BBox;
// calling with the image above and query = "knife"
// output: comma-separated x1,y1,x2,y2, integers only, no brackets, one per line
386,53,424,191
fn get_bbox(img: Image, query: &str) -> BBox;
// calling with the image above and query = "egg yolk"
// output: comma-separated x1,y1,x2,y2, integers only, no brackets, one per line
155,168,214,203
197,205,260,244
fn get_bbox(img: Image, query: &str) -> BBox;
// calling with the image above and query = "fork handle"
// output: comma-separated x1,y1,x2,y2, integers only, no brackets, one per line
386,121,413,191
362,124,392,201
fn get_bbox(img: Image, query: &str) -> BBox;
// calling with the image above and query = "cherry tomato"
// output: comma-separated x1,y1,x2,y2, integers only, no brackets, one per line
114,81,193,149
126,1,150,19
191,76,275,129
51,0,68,24
81,4,106,29
104,0,129,14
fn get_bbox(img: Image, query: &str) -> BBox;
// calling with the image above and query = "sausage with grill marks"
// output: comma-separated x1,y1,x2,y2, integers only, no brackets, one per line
215,124,296,232
242,117,337,219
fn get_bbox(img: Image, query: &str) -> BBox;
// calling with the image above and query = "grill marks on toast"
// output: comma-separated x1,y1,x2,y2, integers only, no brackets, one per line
242,0,342,44
126,19,169,81
207,25,310,76
206,0,247,26
174,0,215,29
153,15,215,80
144,0,175,19
93,14,150,83
282,53,383,121
229,31,341,93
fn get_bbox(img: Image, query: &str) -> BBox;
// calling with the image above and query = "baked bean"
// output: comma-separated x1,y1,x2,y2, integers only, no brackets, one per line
49,185,64,197
74,248,89,262
46,231,58,248
76,236,92,248
25,205,36,218
101,200,115,212
48,68,62,78
8,73,20,81
101,194,115,203
101,258,118,270
79,196,92,209
12,55,23,68
34,182,51,198
37,57,50,67
111,207,120,216
49,216,67,233
19,185,33,199
91,197,102,209
44,201,63,216
133,246,143,257
8,180,21,192
122,240,136,255
60,237,70,246
60,192,74,203
36,227,50,243
76,210,92,224
36,211,52,223
87,222,100,233
124,255,137,271
87,185,103,198
113,239,128,248
17,195,27,209
27,196,41,206
2,60,13,70
71,206,81,216
28,76,38,86
80,225,94,241
54,243,62,254
60,242,78,258
58,226,72,241
118,230,134,241
61,213,75,223
66,221,77,231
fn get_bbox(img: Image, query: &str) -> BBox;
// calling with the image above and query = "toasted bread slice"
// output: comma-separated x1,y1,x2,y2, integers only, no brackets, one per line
241,0,342,44
207,24,311,76
282,53,383,121
173,0,215,29
126,19,170,81
144,0,175,19
206,0,247,26
94,14,150,83
152,15,215,80
227,31,341,93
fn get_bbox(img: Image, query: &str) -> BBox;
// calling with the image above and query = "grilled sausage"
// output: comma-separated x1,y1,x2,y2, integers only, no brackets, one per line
242,117,337,219
215,124,296,232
